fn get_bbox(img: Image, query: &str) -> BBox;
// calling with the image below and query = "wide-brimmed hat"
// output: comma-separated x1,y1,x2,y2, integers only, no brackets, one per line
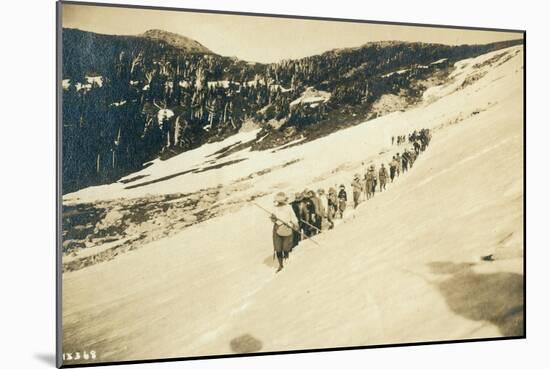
329,187,336,193
339,184,345,189
294,192,303,201
274,192,288,204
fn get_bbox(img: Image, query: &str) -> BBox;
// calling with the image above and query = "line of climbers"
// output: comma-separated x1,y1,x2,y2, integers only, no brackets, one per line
268,128,432,272
392,130,433,147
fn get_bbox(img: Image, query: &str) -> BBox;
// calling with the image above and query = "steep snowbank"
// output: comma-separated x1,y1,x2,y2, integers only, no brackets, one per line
62,45,523,364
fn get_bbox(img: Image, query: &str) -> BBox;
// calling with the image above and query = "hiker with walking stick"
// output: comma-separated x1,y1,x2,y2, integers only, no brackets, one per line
270,192,299,273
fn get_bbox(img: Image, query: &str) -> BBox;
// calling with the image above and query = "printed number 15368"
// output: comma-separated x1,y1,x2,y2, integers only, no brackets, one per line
63,351,96,361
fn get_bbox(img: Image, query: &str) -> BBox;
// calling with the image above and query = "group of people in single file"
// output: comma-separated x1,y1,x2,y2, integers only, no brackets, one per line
268,129,432,272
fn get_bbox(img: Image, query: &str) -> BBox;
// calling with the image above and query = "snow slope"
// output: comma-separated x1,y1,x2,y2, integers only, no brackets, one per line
62,45,524,364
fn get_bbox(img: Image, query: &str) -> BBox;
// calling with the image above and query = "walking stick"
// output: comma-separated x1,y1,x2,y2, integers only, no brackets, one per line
299,217,324,234
252,202,323,247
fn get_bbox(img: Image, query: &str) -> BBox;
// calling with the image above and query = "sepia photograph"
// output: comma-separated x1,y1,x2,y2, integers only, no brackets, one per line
57,1,525,366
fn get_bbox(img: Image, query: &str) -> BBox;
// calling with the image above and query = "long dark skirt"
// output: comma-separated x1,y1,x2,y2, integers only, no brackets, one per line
292,228,301,249
339,200,347,216
273,225,293,254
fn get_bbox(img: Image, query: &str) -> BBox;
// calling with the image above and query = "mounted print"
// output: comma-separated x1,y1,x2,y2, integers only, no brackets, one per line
56,1,525,367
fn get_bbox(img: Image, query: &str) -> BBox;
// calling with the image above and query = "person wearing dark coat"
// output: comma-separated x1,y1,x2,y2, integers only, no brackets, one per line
290,192,304,248
379,163,388,191
297,192,310,239
395,153,402,176
337,185,347,218
327,187,337,229
408,148,416,168
365,165,376,199
414,140,421,154
302,190,317,236
390,157,398,182
402,152,409,173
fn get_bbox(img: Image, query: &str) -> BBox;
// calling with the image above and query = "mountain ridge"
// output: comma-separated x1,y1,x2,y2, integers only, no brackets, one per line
141,28,214,54
61,27,523,194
